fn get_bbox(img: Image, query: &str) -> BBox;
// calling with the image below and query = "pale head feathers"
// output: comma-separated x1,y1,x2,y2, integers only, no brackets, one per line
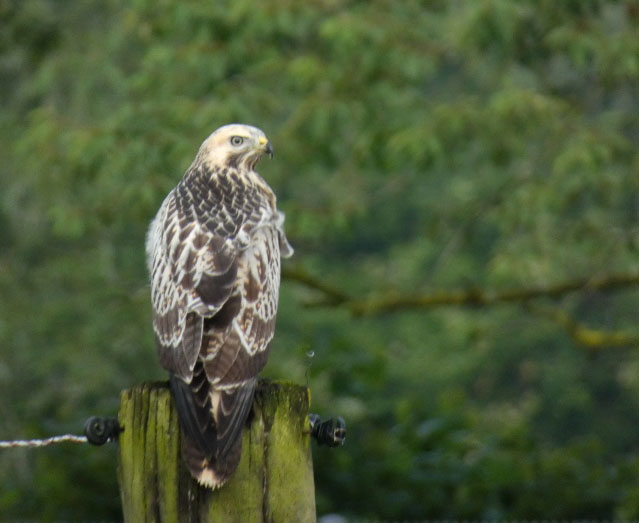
195,123,273,171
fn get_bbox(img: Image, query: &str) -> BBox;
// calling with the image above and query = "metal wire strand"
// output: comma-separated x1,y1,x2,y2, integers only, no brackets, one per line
0,434,88,448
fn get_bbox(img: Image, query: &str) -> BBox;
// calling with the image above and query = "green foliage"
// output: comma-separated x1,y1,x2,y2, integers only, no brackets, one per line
1,0,638,519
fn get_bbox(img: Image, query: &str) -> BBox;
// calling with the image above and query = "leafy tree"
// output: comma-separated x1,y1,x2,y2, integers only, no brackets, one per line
1,0,637,519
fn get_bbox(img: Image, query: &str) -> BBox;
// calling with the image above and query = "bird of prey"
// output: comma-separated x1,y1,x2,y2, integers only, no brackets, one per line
145,124,293,488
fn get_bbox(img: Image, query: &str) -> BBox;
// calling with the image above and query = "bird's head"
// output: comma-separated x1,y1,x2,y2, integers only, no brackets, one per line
196,123,274,171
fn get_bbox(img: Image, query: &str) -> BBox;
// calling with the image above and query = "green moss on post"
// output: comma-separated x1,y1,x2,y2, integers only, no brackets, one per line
117,380,316,522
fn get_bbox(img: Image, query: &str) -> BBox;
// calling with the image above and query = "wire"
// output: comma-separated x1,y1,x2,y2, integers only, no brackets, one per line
0,434,88,448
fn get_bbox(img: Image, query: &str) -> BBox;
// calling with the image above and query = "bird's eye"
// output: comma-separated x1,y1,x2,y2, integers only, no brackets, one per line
230,136,244,146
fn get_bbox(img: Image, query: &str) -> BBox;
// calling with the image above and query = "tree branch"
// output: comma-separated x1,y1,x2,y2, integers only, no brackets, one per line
528,303,639,349
281,265,351,305
282,266,639,317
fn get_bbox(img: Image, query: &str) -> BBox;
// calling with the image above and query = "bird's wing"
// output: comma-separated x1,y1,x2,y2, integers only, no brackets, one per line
147,163,285,486
147,166,281,468
197,225,282,458
148,180,242,382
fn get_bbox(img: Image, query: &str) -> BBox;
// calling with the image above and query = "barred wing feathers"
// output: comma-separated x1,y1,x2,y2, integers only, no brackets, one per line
146,160,290,488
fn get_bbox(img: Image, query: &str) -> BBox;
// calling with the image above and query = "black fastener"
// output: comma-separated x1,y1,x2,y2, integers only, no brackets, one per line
83,416,122,446
309,413,346,447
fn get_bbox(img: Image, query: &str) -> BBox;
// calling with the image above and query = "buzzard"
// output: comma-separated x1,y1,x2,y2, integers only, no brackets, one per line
145,124,293,488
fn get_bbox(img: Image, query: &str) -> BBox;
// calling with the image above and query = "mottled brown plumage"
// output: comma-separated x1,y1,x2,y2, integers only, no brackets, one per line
146,124,292,488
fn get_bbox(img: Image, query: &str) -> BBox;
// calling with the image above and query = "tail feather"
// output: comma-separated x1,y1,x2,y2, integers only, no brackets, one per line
215,379,257,457
181,427,243,488
169,366,257,488
170,372,216,457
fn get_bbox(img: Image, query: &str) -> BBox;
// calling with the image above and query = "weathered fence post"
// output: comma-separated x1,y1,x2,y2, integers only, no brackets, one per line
117,380,316,522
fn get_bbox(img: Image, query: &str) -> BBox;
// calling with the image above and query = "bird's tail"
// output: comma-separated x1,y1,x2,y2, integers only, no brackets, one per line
169,370,256,489
180,426,243,489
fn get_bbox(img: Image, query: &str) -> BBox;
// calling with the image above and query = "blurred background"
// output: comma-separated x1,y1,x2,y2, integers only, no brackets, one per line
1,0,638,520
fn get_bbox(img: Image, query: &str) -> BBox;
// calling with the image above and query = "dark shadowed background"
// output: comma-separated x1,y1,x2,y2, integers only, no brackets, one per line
1,0,638,520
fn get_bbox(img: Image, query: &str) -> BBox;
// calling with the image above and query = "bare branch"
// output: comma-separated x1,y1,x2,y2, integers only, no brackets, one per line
282,266,639,317
528,304,639,349
281,265,351,305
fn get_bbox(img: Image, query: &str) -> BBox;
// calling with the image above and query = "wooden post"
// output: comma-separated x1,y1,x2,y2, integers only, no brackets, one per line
117,380,316,522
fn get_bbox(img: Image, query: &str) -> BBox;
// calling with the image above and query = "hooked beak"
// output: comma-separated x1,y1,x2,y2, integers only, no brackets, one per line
258,136,274,158
265,141,274,158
